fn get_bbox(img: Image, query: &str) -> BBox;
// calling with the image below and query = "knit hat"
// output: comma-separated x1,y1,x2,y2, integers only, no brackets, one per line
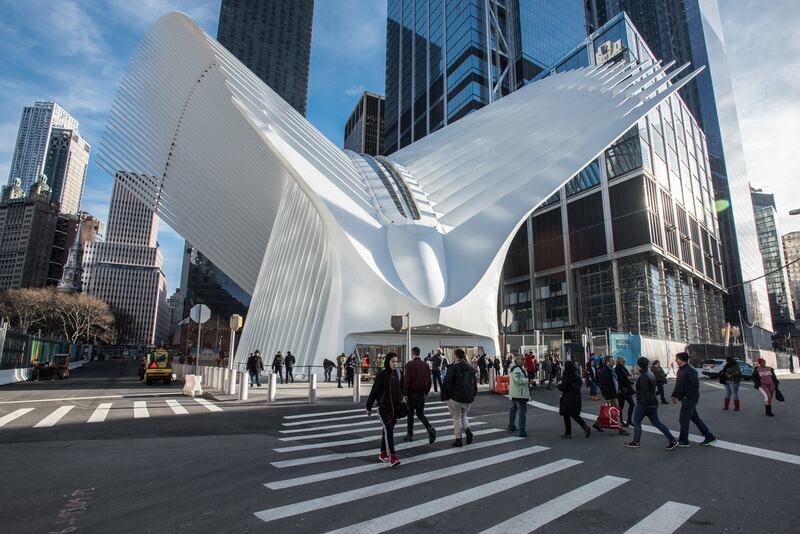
757,358,766,366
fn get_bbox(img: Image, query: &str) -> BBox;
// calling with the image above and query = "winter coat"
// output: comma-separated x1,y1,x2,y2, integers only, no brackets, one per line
272,354,284,370
651,365,667,384
672,364,700,401
366,368,404,416
615,363,632,394
598,365,617,400
404,357,432,394
752,366,778,389
635,370,659,408
246,354,264,373
558,371,582,416
523,354,536,374
508,364,531,400
284,353,295,368
442,359,477,404
719,362,741,384
587,365,599,384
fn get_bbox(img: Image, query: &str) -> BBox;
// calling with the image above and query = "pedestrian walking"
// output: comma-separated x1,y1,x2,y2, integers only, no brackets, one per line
753,358,781,417
507,353,533,437
284,351,296,383
651,360,669,404
615,357,635,427
523,352,536,387
478,353,489,385
493,356,501,377
586,359,600,400
345,353,356,387
323,358,335,382
366,353,404,467
671,352,716,447
593,356,629,436
247,350,264,387
558,360,590,439
442,348,477,447
336,352,346,388
624,357,678,450
272,351,284,384
554,359,562,382
427,349,444,393
504,353,512,376
403,347,437,443
720,356,742,411
542,357,553,390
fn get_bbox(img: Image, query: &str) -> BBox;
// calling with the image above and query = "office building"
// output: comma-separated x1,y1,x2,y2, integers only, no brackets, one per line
7,102,79,192
344,92,385,156
500,13,726,345
0,175,60,290
82,177,169,346
599,0,772,347
383,0,588,154
42,128,91,215
217,0,314,116
751,189,794,336
783,231,800,320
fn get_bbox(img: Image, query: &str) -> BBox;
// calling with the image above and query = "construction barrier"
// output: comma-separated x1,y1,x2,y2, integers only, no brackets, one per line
494,375,509,395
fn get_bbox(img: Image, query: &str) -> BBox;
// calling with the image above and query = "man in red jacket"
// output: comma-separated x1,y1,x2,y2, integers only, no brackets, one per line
403,346,437,444
524,352,537,386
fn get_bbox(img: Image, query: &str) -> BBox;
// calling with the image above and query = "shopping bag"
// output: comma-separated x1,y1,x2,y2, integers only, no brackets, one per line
597,402,621,429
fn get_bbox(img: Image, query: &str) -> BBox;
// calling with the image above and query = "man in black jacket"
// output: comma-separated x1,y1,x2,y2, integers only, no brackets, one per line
247,350,264,387
615,358,635,427
284,351,296,383
624,357,678,450
426,349,444,393
593,356,629,435
671,352,716,447
403,347,436,444
442,348,477,447
477,353,489,384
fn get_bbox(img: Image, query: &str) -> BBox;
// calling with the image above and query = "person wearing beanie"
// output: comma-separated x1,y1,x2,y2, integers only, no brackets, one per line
671,352,716,447
366,352,404,467
752,358,779,417
719,356,742,411
624,357,678,450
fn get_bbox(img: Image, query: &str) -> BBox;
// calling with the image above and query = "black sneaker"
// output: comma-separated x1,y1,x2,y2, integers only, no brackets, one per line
507,425,518,433
592,421,604,433
624,441,640,448
452,438,463,447
665,440,679,451
465,428,474,445
618,429,630,436
427,427,437,444
700,436,717,446
677,441,691,448
561,433,572,439
402,435,414,442
584,426,591,438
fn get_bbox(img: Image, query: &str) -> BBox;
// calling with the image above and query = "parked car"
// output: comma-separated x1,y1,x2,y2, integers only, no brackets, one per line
701,358,754,380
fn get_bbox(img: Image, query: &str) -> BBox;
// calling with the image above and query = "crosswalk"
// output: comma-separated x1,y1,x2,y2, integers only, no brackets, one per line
0,397,223,429
255,403,704,533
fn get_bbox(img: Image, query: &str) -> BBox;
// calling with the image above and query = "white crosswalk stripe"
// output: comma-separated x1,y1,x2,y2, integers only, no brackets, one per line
34,405,75,428
166,399,189,415
87,403,113,423
280,405,450,430
0,408,35,428
278,416,454,441
282,401,445,420
133,401,149,418
623,501,700,534
194,398,223,412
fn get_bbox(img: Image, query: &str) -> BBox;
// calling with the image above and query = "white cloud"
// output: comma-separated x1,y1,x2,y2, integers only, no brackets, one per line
346,84,366,97
102,0,220,33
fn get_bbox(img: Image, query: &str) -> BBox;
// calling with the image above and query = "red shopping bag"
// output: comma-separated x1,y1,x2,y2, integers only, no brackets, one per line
597,402,621,429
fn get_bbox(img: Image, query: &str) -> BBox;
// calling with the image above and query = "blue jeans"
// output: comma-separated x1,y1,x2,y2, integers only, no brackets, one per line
249,370,261,386
589,380,598,396
632,403,675,444
678,398,714,443
724,381,740,400
509,398,527,433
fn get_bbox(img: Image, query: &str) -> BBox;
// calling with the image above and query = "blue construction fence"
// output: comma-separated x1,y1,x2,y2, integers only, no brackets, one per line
0,329,86,370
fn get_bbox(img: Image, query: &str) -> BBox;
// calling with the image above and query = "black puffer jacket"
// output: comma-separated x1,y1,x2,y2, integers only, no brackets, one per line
558,372,582,416
615,363,632,394
635,370,659,408
366,368,404,415
442,359,477,403
598,365,617,400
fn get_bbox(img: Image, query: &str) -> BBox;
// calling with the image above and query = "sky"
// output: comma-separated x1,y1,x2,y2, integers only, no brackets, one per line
0,0,797,295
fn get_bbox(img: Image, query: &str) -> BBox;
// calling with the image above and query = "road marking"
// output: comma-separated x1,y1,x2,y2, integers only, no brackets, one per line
266,436,522,490
703,381,724,389
87,403,113,423
254,445,548,523
273,421,487,453
328,459,582,534
0,408,35,428
0,392,182,405
34,405,75,428
278,417,453,441
282,401,445,419
624,501,700,534
194,398,223,412
481,475,629,533
133,401,149,419
528,400,800,467
280,407,450,433
270,428,505,468
281,405,449,427
166,399,189,415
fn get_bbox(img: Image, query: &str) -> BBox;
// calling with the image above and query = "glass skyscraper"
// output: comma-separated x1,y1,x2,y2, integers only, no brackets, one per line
383,0,588,154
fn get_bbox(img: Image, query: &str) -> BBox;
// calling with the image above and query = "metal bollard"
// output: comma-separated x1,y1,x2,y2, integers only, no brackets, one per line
227,368,237,395
308,373,317,403
238,370,249,400
352,368,361,403
268,372,277,402
489,367,496,390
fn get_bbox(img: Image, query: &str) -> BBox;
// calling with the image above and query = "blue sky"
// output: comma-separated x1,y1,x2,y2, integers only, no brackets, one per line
0,0,797,294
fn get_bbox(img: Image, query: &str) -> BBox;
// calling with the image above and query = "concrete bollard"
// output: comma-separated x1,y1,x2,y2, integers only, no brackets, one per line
215,367,222,390
489,367,496,390
268,372,277,402
353,368,361,403
308,373,317,403
228,368,237,395
238,370,249,400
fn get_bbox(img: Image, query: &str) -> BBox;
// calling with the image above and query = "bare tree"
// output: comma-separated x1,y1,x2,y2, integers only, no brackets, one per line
0,287,56,334
55,292,115,344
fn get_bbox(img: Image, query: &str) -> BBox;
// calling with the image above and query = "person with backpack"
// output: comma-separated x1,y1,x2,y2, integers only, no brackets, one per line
247,350,264,387
366,353,404,467
284,351,296,383
507,353,534,437
651,360,669,404
559,360,590,439
403,347,437,444
624,357,678,450
753,358,780,417
272,351,284,384
442,348,478,447
720,356,742,411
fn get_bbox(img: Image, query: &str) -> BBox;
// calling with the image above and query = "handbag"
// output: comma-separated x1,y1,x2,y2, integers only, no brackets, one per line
775,388,785,402
395,401,409,418
597,402,621,429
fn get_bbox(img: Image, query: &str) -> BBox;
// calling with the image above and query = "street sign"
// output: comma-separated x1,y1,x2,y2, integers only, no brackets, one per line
501,308,514,328
190,304,211,324
229,314,243,331
391,314,409,332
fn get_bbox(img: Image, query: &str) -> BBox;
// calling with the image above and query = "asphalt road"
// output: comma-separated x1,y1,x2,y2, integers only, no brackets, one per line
1,360,798,533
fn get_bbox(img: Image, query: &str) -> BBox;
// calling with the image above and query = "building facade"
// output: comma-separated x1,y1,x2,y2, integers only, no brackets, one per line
783,231,800,321
344,91,385,156
58,212,103,293
383,0,589,154
42,128,91,215
501,13,726,345
602,0,772,347
0,175,60,291
82,178,169,346
217,0,314,116
6,102,79,193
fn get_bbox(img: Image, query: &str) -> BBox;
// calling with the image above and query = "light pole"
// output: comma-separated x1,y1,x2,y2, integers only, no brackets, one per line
789,208,800,216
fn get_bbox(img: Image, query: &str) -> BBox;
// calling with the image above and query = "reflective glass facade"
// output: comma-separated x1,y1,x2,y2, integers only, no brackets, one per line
344,92,385,156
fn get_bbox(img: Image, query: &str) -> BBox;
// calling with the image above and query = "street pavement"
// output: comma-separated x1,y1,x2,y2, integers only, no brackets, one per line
1,360,799,533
